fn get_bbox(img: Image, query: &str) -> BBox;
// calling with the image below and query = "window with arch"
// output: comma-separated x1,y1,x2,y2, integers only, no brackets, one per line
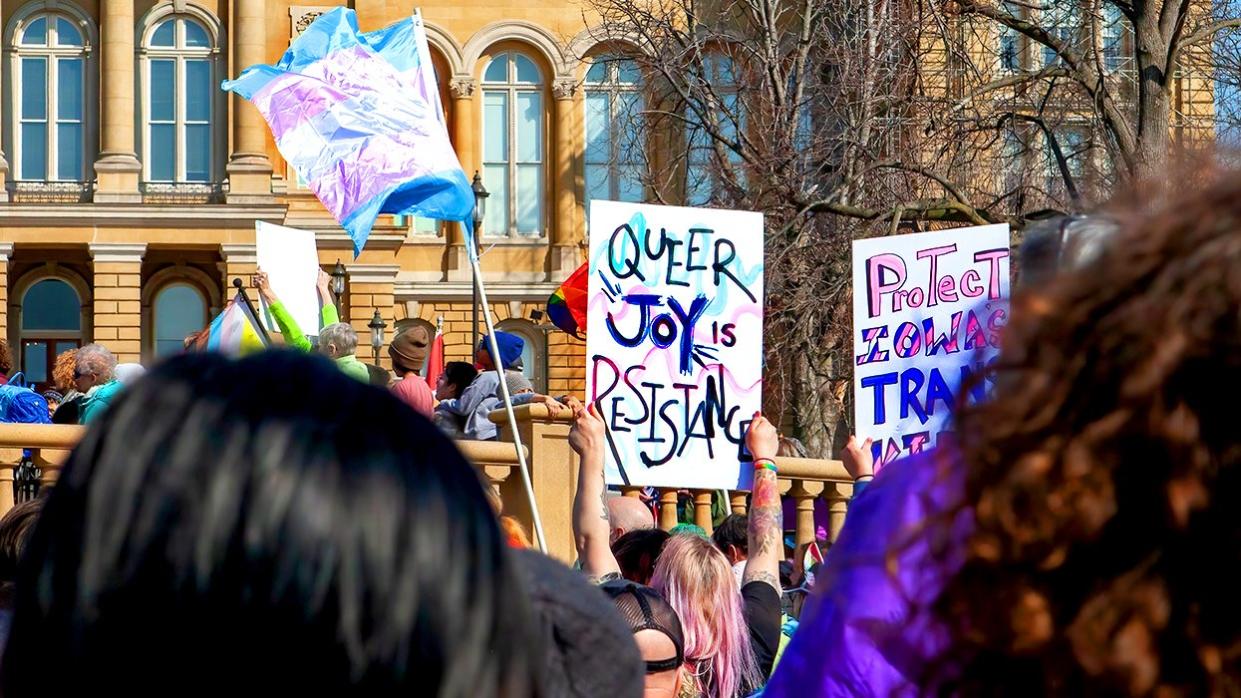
20,278,83,389
686,55,743,206
496,319,546,393
584,56,644,215
11,13,88,182
482,52,544,237
143,15,216,183
153,283,207,358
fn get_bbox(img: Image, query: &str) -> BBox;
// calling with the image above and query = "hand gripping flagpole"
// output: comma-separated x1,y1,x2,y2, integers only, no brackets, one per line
470,250,548,553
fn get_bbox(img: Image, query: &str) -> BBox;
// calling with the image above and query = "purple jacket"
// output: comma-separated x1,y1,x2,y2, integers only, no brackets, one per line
765,448,971,697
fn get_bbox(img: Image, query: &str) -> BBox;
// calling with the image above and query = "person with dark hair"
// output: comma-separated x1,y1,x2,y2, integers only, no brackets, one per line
601,580,686,696
388,325,434,417
513,549,644,696
0,497,43,654
712,514,748,588
768,174,1241,696
611,528,670,585
2,350,545,696
437,333,524,441
432,361,480,438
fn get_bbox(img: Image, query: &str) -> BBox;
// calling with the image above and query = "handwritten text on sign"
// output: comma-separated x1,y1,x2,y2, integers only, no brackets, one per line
587,201,764,490
852,225,1011,467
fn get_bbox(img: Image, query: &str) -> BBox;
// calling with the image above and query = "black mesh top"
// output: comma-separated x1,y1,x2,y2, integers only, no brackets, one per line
600,580,685,674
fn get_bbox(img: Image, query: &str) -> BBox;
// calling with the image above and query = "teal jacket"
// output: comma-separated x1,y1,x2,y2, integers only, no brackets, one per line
267,300,339,352
79,380,125,424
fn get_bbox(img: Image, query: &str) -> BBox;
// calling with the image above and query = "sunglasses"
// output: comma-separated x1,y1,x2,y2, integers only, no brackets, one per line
74,369,94,379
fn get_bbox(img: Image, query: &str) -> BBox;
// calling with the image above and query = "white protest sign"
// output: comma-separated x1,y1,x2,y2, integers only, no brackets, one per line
852,224,1011,468
587,200,765,490
255,221,320,338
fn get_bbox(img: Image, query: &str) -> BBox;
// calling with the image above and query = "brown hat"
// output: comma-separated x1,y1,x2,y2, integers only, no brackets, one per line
388,325,431,373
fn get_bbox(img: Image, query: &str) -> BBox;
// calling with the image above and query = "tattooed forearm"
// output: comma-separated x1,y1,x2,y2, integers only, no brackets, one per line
743,467,783,590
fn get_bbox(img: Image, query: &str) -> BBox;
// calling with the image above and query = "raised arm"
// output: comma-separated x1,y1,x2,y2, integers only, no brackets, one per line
743,413,783,592
255,270,311,352
568,402,621,583
316,268,340,327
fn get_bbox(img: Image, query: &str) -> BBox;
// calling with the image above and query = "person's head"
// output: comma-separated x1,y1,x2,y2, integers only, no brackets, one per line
711,515,748,566
52,349,78,393
41,391,63,417
72,344,116,393
436,361,478,400
513,550,643,697
388,326,431,377
477,332,524,371
500,370,534,398
0,497,44,608
317,322,358,360
601,581,686,697
0,340,12,377
650,534,760,698
612,528,670,585
114,363,145,385
2,350,543,695
608,496,655,544
926,174,1241,694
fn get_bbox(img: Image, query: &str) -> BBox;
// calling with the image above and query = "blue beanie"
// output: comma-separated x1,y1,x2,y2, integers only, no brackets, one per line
481,332,524,370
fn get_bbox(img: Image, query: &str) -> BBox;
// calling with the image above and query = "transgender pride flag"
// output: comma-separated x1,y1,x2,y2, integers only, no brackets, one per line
222,9,473,256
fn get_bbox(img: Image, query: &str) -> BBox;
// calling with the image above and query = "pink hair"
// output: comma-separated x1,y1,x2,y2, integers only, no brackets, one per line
651,534,761,698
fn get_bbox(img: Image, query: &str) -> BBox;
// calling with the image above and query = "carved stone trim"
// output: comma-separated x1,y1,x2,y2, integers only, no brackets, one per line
289,6,327,38
552,79,576,101
449,77,476,99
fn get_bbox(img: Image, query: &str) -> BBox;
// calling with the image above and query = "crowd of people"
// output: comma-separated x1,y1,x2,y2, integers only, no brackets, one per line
0,172,1237,695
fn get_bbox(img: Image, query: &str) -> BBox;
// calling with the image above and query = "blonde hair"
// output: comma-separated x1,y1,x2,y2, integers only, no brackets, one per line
651,534,761,698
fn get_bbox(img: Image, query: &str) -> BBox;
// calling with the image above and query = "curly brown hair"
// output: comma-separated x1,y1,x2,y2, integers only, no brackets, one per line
926,175,1241,695
0,341,11,377
52,349,77,392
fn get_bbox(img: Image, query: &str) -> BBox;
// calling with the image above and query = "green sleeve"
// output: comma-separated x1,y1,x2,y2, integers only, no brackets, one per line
267,300,311,352
320,301,339,328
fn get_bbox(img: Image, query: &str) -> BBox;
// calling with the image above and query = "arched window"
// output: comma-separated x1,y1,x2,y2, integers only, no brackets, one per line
686,55,742,206
142,16,216,183
11,13,88,182
584,57,644,216
153,283,207,357
19,278,82,388
482,52,544,237
496,319,546,393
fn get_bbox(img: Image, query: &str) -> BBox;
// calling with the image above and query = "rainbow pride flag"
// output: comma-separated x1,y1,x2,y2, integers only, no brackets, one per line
546,262,588,339
198,291,269,356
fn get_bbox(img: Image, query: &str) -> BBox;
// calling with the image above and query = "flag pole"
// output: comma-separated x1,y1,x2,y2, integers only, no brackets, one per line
232,278,272,344
469,255,548,553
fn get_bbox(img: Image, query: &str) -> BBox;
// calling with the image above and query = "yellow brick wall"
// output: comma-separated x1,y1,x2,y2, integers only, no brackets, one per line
92,262,142,363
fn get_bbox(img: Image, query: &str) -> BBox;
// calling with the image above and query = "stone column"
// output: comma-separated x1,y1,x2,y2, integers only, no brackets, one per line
89,244,146,362
344,264,398,367
94,0,142,203
0,244,13,344
220,244,258,295
446,77,476,281
550,78,578,275
226,0,274,203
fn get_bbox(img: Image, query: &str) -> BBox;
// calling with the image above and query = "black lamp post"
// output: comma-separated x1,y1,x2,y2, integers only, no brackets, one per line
331,259,347,312
471,171,489,351
368,309,387,354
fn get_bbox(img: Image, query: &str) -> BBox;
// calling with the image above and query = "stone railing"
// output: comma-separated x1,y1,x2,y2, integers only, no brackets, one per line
0,410,855,565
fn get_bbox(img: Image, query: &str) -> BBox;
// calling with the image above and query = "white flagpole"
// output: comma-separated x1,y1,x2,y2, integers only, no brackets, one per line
471,253,548,553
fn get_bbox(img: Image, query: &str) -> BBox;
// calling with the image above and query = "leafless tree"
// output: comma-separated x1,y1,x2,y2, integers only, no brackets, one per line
577,0,1241,457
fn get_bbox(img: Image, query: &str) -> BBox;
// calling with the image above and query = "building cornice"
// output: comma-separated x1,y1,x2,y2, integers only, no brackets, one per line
395,280,558,302
0,204,287,227
88,243,148,263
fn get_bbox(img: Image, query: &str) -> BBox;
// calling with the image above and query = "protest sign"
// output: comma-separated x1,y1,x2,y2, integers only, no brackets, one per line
255,221,320,337
587,200,764,490
852,224,1011,468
